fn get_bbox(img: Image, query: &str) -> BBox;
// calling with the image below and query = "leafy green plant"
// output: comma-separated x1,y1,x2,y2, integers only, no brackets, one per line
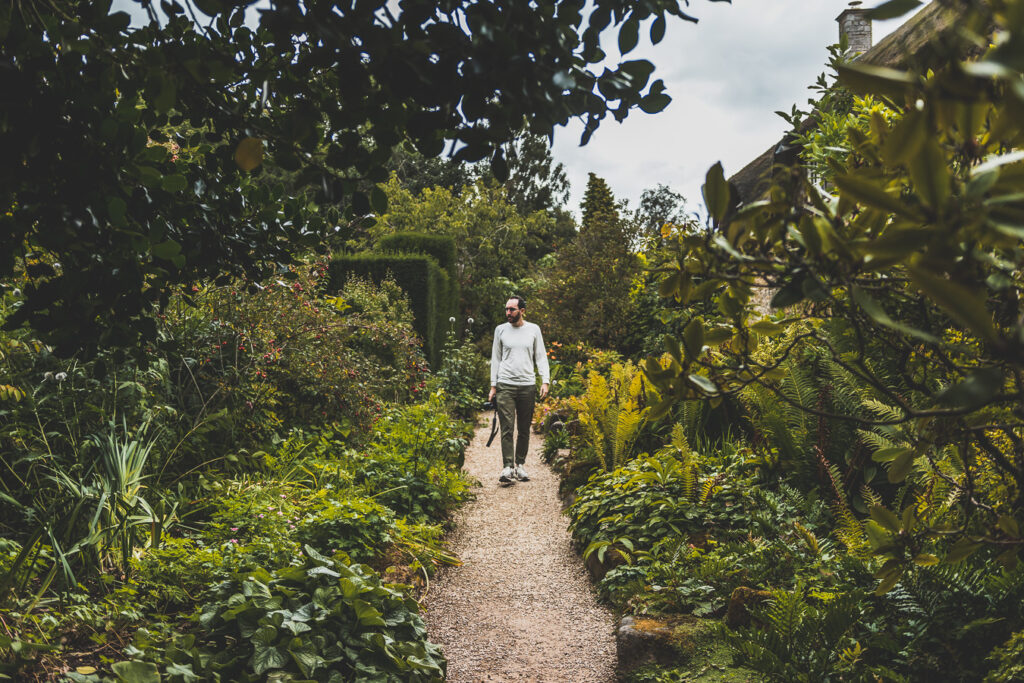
571,362,656,471
726,589,866,682
187,545,445,682
435,323,488,421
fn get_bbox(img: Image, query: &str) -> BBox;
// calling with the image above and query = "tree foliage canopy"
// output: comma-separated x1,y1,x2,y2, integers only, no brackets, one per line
1,0,715,354
649,0,1024,587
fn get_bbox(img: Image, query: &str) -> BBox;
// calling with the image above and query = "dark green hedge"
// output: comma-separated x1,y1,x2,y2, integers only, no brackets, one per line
327,253,454,367
377,232,457,284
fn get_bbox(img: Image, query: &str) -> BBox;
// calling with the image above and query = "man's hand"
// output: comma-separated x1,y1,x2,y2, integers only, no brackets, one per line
488,386,497,402
540,383,549,400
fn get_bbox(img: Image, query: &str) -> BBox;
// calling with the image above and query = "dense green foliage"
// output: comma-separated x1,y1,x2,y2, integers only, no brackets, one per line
328,252,456,366
535,3,1024,681
535,174,642,351
0,267,471,680
1,0,698,354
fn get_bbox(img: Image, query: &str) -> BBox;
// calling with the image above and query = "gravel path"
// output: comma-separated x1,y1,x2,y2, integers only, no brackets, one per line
423,419,617,682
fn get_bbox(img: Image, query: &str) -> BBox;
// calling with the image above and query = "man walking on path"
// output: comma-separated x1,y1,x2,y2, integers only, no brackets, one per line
489,296,549,483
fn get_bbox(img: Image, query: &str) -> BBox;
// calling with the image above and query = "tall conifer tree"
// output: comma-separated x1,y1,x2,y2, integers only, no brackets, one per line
540,174,638,349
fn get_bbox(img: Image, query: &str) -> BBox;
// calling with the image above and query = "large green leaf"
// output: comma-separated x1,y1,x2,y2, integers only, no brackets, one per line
850,286,939,343
866,0,922,20
702,162,732,223
111,661,160,683
907,265,1000,345
836,62,916,101
908,139,950,209
834,174,917,218
251,644,289,675
881,109,927,166
937,367,1004,409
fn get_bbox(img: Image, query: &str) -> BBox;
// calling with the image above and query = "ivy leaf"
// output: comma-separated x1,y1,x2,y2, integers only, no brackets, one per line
353,599,386,626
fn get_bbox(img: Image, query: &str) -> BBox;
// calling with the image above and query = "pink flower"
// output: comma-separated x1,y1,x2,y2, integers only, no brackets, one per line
280,494,286,498
230,527,239,531
268,506,275,511
229,539,238,544
258,514,264,518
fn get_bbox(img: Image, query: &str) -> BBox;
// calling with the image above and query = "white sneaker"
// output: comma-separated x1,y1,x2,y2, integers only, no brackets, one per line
499,467,514,483
515,465,529,481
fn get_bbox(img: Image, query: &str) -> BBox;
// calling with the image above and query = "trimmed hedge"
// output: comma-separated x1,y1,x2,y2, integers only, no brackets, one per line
377,232,458,284
328,253,453,367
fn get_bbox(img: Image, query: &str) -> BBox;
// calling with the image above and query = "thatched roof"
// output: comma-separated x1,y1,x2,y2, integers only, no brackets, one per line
728,2,959,204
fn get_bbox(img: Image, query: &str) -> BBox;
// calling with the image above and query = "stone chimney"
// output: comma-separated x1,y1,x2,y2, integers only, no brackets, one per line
837,2,872,56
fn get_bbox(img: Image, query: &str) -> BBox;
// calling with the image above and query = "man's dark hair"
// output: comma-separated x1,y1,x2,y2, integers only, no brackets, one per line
510,295,526,309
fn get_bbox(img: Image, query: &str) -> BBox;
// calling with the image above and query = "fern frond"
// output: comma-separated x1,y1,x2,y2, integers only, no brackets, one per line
793,522,820,556
857,429,897,453
862,398,904,423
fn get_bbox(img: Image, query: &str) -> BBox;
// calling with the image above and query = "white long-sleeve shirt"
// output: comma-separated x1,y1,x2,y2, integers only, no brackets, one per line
490,321,550,386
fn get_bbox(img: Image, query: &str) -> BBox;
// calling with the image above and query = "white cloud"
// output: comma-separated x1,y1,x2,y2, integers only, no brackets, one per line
552,0,918,216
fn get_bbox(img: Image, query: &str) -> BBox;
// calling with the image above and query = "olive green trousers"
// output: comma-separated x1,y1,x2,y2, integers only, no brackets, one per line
495,382,535,467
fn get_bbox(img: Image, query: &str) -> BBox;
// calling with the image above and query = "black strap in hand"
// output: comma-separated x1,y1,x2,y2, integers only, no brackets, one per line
486,410,498,447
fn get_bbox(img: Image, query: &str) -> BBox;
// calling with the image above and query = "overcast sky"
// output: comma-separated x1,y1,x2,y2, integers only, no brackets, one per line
552,1,916,216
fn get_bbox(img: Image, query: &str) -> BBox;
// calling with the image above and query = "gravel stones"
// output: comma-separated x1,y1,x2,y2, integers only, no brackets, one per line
423,422,616,682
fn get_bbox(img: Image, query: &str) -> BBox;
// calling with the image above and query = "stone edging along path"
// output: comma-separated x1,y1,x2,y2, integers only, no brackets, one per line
423,419,616,682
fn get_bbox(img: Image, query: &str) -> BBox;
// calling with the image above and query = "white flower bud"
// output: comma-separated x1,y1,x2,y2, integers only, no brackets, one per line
467,318,474,324
55,372,67,382
449,316,456,323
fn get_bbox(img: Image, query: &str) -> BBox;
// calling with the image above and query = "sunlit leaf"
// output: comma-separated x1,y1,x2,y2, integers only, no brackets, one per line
235,137,264,171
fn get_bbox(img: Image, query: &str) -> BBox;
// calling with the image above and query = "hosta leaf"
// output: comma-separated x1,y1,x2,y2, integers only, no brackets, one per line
251,645,289,675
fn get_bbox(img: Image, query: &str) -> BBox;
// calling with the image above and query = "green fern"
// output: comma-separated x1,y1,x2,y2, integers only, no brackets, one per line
728,589,862,682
